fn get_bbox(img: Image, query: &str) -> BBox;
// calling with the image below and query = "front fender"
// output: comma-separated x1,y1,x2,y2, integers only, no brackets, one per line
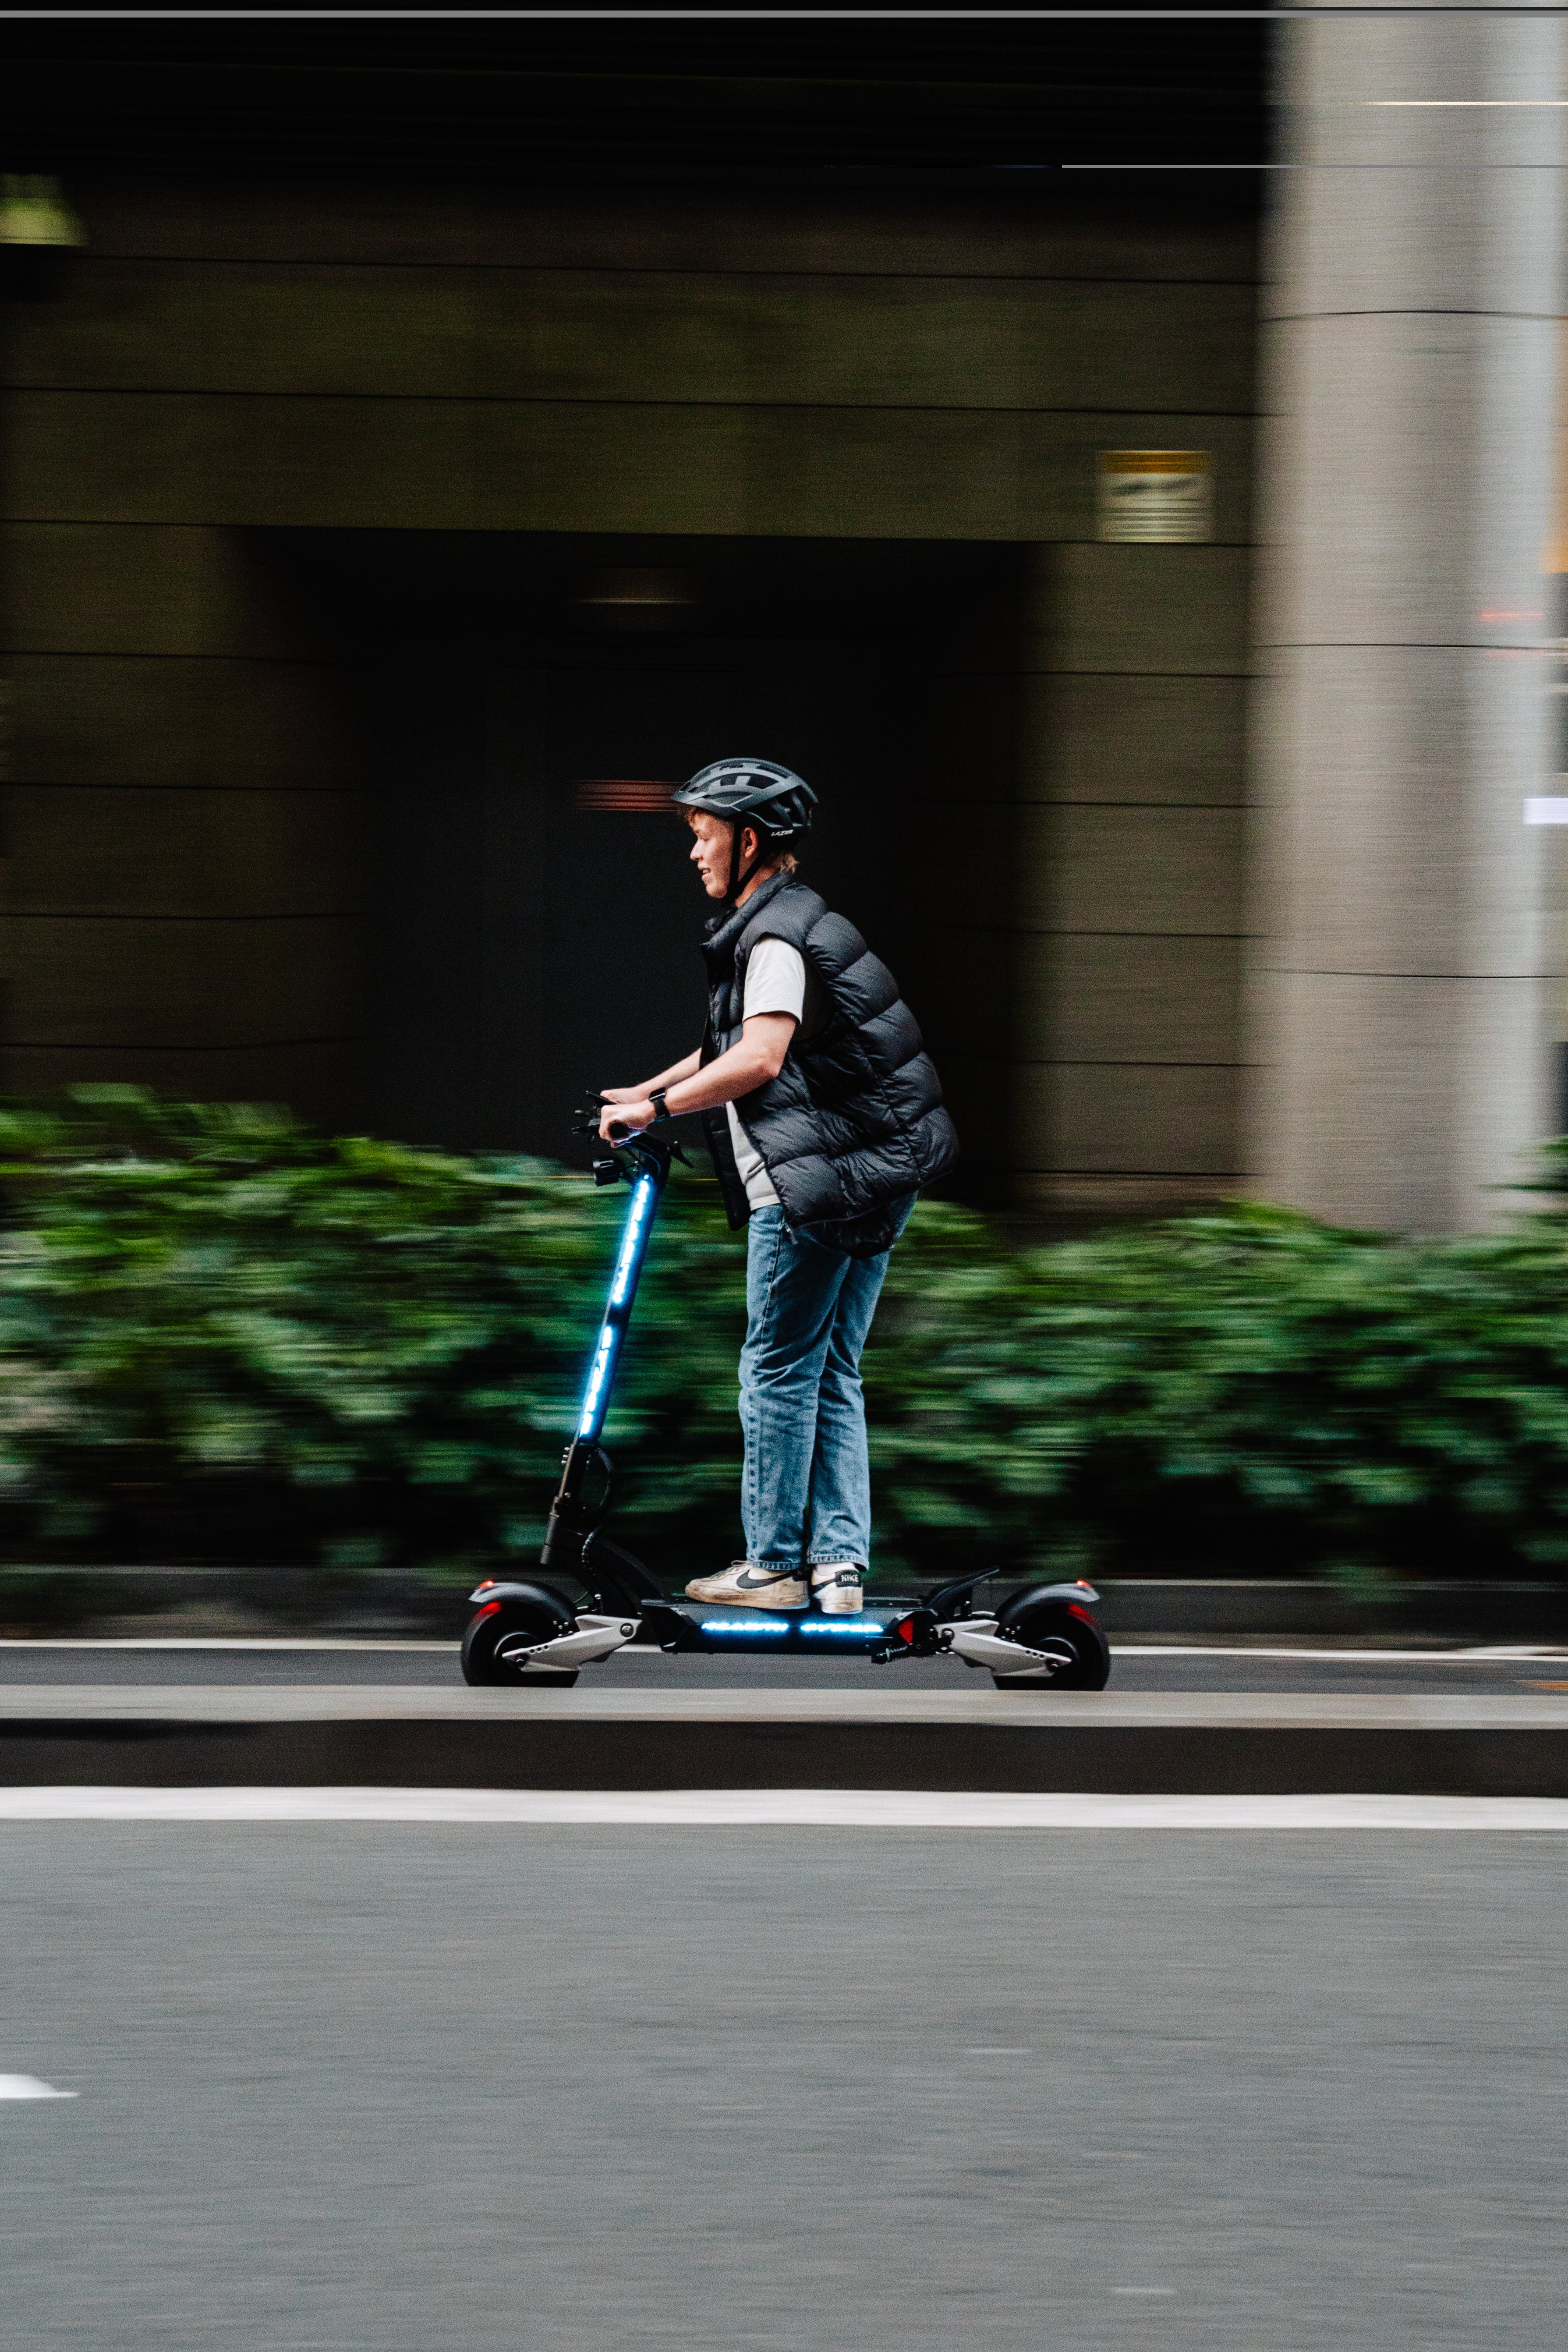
1002,1580,1101,1618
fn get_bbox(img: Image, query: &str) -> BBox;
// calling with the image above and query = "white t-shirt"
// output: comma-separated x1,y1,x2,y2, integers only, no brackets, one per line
725,937,806,1211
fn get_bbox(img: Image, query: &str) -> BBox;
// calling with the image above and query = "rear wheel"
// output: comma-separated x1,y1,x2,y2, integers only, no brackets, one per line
461,1601,579,1688
990,1601,1111,1691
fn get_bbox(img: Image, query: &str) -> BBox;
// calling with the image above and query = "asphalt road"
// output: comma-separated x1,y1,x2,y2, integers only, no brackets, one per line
6,1824,1566,2350
2,1640,1566,1693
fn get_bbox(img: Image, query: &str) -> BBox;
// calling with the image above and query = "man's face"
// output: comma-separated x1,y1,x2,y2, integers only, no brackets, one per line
688,811,752,899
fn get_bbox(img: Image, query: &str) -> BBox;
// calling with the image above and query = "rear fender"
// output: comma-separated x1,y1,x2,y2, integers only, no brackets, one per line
467,1580,574,1627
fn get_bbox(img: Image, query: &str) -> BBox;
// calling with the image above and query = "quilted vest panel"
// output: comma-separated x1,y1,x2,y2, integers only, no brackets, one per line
699,872,959,1258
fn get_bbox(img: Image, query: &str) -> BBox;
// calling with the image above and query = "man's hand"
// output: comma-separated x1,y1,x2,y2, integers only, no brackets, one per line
599,1098,656,1142
591,1023,787,1143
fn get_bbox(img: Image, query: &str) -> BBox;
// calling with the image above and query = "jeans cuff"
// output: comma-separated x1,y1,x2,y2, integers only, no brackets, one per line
807,1556,866,1569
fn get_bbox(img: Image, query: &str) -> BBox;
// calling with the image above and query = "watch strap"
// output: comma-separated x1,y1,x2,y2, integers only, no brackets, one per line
650,1088,672,1125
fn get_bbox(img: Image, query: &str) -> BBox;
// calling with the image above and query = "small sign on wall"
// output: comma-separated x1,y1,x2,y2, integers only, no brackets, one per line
1098,450,1213,544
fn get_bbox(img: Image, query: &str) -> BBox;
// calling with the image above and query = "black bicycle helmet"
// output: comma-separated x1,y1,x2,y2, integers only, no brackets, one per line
673,758,817,900
673,758,817,840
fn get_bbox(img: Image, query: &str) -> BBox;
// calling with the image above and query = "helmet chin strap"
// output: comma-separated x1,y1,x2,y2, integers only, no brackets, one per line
727,819,769,903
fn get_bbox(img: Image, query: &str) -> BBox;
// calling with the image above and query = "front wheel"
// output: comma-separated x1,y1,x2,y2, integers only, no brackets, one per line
990,1600,1111,1692
461,1601,579,1688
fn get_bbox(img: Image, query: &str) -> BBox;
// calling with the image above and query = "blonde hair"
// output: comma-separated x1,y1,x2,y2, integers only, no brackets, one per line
683,807,797,873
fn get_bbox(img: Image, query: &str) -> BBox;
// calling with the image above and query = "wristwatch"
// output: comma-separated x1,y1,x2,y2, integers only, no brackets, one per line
649,1088,673,1125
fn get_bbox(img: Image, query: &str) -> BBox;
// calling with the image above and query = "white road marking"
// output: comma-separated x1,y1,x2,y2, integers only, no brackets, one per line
0,2075,76,2100
2,1788,1568,1829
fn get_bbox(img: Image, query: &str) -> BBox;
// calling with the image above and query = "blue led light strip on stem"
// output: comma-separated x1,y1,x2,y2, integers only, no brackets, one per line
576,1173,657,1442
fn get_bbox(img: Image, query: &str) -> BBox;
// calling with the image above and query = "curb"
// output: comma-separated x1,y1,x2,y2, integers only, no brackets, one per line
6,1690,1568,1796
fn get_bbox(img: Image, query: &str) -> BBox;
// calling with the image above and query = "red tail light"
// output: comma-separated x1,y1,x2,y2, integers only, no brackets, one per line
1067,1604,1095,1626
474,1600,503,1621
898,1616,917,1645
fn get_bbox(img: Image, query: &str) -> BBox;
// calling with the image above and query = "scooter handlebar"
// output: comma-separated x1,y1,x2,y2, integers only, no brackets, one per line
572,1093,638,1143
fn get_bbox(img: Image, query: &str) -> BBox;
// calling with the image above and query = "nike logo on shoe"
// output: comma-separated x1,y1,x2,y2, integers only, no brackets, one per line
684,1561,809,1608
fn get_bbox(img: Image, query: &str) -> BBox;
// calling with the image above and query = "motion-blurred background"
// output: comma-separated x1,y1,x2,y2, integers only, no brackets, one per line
3,7,1568,1612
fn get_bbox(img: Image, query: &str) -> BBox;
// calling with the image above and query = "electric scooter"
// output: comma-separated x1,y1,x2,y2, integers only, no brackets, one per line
460,1124,1111,1692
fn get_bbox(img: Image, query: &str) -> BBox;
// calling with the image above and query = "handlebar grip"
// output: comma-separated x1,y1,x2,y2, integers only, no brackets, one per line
607,1120,629,1141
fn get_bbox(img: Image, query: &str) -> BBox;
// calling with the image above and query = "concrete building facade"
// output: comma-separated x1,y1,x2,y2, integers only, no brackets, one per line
1,174,1255,1208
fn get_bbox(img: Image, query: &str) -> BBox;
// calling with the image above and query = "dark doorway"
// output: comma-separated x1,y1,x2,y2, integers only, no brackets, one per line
280,531,1028,1195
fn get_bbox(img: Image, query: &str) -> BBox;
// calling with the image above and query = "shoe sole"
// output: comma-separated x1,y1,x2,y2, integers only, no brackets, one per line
684,1586,807,1610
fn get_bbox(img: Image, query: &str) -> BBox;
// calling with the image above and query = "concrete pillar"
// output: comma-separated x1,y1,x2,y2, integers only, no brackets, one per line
1250,0,1566,1228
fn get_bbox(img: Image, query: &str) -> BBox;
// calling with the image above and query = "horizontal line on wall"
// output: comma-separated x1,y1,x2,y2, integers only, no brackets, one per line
1034,663,1252,675
1036,671,1249,679
74,257,1260,293
1261,642,1549,653
2,649,355,670
3,535,1255,565
5,782,374,796
1068,164,1568,174
1018,1059,1248,1070
1264,309,1565,326
0,911,367,924
917,923,1246,939
978,677,1240,693
4,1038,368,1053
1028,799,1244,809
1000,802,1247,813
1274,970,1555,982
1018,1168,1245,1180
0,517,1251,551
1016,927,1253,940
8,386,1260,422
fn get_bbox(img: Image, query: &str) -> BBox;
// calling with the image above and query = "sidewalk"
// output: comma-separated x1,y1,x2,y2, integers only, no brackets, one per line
6,1686,1568,1796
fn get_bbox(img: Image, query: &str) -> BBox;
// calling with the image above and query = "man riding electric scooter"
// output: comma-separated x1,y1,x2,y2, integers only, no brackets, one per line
597,758,959,1617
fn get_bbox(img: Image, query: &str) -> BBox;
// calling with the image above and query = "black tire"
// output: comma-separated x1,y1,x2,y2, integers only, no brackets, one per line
461,1601,578,1688
990,1601,1111,1692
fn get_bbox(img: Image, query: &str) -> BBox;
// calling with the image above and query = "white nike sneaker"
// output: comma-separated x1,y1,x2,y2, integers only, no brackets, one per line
810,1564,865,1615
685,1560,808,1610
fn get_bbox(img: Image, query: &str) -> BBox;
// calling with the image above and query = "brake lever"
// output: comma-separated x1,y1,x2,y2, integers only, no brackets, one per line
573,1095,691,1161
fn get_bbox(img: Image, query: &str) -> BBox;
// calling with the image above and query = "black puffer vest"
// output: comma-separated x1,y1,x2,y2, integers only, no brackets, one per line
700,871,959,1259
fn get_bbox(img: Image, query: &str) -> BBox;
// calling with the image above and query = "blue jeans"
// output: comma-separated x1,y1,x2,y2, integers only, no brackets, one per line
739,1197,914,1573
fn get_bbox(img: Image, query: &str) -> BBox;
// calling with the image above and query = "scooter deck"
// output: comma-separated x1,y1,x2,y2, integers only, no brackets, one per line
641,1596,926,1655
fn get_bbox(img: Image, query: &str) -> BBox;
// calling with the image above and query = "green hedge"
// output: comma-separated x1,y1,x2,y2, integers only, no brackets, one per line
3,1087,1568,1589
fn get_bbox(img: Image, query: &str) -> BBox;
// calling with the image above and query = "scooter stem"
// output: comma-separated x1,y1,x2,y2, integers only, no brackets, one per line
541,1136,673,1569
